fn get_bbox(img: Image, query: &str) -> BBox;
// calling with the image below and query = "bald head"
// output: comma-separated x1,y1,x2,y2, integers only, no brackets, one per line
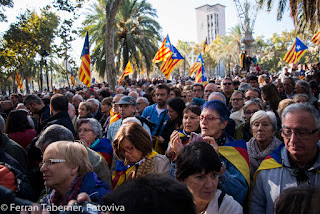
204,83,218,101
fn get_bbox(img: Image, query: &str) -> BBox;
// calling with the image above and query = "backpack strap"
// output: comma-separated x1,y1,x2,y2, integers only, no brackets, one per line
218,191,226,209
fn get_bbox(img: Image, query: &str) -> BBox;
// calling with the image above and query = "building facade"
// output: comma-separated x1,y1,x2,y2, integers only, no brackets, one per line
196,4,226,77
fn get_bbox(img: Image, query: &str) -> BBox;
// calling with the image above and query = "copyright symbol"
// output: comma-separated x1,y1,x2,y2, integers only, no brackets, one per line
1,204,8,211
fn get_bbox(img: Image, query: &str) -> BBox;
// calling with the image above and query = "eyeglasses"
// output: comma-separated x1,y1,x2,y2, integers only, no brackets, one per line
244,110,258,115
281,127,319,139
119,145,135,156
223,83,232,85
78,128,93,133
39,159,65,168
199,115,220,122
231,98,243,102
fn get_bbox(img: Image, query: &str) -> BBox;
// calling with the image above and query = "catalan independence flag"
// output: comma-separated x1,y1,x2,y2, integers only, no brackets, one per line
195,63,208,87
283,37,308,64
160,45,184,79
153,35,173,63
70,68,75,87
219,140,250,186
190,53,205,76
118,61,133,84
15,69,23,90
253,143,284,182
311,30,320,44
79,31,91,87
203,37,207,53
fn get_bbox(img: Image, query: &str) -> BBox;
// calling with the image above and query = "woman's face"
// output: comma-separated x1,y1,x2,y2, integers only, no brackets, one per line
78,103,90,118
244,104,261,122
101,103,112,114
184,170,218,205
276,84,284,93
200,109,227,138
78,123,98,147
183,110,200,133
167,105,179,121
40,148,78,194
119,138,143,165
251,117,274,146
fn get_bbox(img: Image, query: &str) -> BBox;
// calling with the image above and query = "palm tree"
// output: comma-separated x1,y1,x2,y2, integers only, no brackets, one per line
83,0,161,79
257,0,320,32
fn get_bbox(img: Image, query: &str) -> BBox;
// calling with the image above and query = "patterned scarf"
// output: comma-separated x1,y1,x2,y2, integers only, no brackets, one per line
247,136,282,181
50,176,83,205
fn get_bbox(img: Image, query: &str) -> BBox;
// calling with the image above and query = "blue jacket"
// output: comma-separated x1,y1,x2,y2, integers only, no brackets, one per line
141,104,170,136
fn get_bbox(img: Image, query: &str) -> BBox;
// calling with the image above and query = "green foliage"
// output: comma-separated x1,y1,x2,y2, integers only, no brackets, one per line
82,0,161,78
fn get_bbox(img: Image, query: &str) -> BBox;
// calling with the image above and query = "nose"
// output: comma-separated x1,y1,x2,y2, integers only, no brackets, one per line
204,177,214,188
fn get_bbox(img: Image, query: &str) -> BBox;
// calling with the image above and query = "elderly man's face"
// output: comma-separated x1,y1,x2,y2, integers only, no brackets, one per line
281,111,320,167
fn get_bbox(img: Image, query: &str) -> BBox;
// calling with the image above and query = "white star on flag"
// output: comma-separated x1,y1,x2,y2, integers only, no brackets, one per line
296,45,301,50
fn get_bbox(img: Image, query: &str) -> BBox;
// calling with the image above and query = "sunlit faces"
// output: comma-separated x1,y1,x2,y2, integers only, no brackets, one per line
231,93,244,112
40,148,78,194
281,111,320,165
183,110,200,133
183,170,218,205
193,85,204,99
200,109,227,139
78,123,97,147
119,104,136,119
156,88,169,108
119,138,143,165
78,103,90,118
251,117,274,148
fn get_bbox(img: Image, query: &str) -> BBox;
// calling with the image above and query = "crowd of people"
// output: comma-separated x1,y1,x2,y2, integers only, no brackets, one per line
0,64,320,214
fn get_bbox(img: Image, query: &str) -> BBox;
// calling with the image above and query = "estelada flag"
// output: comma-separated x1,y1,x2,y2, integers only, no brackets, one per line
15,69,23,89
160,45,184,79
195,63,208,87
283,37,308,64
219,140,250,187
311,30,320,44
190,53,204,76
153,35,173,63
118,61,133,84
79,31,91,87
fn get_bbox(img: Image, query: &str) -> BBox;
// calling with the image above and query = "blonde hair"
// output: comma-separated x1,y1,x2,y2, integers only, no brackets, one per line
45,141,93,176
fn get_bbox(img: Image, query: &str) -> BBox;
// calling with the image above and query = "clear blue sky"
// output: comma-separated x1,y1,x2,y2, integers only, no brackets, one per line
0,0,295,60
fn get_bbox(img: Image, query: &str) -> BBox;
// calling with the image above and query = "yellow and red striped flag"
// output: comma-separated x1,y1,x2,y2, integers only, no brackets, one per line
70,68,75,87
283,37,308,64
203,37,207,53
152,35,173,63
160,45,184,79
79,32,91,87
15,69,23,89
311,30,320,44
190,53,204,76
118,61,133,84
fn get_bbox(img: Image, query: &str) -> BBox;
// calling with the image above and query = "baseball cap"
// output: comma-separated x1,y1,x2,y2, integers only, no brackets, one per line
115,95,137,106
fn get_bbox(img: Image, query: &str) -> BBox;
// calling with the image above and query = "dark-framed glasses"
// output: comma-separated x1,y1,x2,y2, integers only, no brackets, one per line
281,127,319,139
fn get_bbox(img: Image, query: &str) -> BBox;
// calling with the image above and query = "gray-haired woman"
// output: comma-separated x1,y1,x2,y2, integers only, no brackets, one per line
77,118,113,168
247,110,283,183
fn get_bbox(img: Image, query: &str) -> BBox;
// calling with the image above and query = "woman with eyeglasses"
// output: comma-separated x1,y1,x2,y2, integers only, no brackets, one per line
176,141,242,214
77,118,113,168
39,141,110,205
246,110,283,184
234,99,265,142
112,122,170,189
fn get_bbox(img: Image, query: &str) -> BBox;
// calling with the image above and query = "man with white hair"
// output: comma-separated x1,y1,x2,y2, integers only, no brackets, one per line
208,92,227,104
136,97,149,116
115,86,125,94
72,94,84,115
128,91,139,100
87,98,103,121
250,103,320,214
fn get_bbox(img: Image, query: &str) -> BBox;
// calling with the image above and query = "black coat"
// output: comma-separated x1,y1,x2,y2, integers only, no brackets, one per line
42,111,75,135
